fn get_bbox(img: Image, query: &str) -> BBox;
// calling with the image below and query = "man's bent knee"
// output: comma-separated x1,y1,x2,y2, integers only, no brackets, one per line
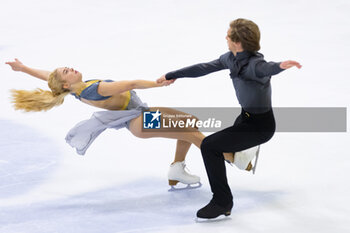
200,137,213,152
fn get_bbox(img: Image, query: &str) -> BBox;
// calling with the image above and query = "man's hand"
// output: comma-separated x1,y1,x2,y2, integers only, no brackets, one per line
280,60,302,70
156,74,176,86
5,58,25,71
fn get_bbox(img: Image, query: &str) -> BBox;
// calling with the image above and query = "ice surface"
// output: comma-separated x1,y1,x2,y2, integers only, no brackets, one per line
0,120,60,198
0,0,349,232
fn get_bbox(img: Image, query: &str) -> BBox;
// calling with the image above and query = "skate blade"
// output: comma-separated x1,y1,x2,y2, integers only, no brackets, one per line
195,213,231,223
168,182,202,192
251,145,260,175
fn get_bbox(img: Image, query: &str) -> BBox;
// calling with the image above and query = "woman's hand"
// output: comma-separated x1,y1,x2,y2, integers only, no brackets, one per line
5,59,51,81
280,60,302,70
156,79,175,87
156,75,176,86
5,58,25,71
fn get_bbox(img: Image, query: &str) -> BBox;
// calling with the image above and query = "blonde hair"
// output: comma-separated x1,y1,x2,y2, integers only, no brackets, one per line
10,69,70,112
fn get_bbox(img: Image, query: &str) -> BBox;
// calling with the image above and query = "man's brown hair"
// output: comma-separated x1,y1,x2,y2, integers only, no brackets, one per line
229,18,261,52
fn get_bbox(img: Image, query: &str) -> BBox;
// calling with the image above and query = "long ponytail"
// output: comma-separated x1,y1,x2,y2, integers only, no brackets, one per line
10,69,70,112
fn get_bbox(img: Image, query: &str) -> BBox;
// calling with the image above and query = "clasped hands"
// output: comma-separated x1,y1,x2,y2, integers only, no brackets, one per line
156,75,176,87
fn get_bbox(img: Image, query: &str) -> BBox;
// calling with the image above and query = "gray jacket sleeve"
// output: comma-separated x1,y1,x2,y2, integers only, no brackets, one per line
254,60,285,78
165,55,227,80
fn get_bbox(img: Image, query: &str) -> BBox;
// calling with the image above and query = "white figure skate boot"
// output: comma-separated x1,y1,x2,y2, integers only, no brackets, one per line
168,161,202,191
224,146,260,174
233,145,260,174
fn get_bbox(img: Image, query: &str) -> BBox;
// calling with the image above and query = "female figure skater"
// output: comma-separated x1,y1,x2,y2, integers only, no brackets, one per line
6,59,204,189
157,18,302,219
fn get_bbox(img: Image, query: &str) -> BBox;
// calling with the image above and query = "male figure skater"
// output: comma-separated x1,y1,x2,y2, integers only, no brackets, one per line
157,18,301,219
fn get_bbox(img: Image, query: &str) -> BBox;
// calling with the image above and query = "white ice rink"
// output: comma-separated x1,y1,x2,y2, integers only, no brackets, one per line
1,0,349,232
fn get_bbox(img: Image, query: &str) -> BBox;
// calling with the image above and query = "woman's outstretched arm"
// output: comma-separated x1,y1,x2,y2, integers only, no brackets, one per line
98,79,174,96
5,59,51,81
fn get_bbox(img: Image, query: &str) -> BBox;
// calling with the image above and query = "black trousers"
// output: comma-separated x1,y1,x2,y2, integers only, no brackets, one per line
200,108,276,207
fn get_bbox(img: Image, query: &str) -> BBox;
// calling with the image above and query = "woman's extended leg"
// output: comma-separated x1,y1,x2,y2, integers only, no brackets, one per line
128,107,205,187
174,140,192,163
128,107,205,150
